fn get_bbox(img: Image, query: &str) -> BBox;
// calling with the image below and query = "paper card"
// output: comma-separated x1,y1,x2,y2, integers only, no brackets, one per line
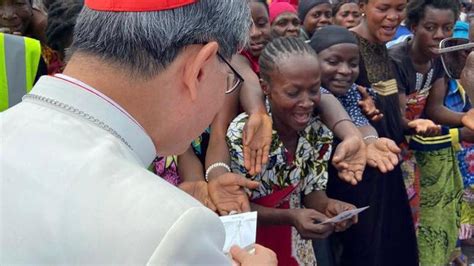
220,211,257,253
320,206,369,224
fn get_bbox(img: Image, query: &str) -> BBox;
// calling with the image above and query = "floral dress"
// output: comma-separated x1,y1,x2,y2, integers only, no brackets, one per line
227,112,333,266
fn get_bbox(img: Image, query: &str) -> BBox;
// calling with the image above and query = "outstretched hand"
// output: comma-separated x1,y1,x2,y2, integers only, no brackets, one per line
366,137,401,173
357,86,383,122
243,113,273,175
462,109,474,131
408,119,442,137
178,181,217,212
332,136,367,185
208,173,259,215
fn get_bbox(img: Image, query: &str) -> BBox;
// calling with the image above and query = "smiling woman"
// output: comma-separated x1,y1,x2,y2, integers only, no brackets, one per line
342,0,420,265
0,0,33,35
228,37,358,266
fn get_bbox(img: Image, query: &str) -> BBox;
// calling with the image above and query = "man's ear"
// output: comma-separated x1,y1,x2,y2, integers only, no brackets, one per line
182,42,219,101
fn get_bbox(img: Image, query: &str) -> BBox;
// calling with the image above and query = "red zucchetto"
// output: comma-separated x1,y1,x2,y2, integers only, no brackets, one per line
84,0,197,12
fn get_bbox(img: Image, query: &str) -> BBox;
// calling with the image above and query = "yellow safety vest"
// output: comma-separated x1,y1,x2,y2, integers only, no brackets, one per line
0,33,41,111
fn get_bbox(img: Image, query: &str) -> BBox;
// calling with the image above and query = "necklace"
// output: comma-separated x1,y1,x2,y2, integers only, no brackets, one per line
22,94,132,150
415,67,434,93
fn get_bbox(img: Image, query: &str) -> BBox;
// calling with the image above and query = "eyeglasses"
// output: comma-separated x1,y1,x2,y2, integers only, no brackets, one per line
216,52,244,94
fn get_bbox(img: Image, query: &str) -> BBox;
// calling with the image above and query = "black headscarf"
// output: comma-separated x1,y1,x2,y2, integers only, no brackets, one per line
297,0,331,21
309,25,358,53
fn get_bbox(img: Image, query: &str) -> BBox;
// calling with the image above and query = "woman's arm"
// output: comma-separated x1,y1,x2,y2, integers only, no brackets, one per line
233,55,273,175
425,77,465,127
205,84,240,180
178,146,205,182
250,202,334,239
317,94,367,185
177,146,216,211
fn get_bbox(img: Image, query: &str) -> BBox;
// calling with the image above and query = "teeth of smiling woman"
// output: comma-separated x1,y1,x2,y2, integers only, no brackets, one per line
294,113,310,123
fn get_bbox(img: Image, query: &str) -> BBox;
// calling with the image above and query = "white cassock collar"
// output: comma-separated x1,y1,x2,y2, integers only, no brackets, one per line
24,74,157,167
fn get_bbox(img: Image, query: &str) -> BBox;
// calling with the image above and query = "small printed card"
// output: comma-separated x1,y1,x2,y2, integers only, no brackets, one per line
320,206,369,224
220,211,257,253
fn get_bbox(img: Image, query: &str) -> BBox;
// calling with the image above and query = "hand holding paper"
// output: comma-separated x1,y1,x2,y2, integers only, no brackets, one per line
323,200,367,232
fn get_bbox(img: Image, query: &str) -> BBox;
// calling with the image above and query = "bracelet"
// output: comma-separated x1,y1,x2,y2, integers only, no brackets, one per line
331,119,353,132
205,162,231,182
363,135,379,141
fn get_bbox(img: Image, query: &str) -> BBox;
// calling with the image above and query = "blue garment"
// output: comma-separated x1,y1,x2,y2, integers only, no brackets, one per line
444,79,471,113
321,84,371,127
393,25,411,40
444,79,474,188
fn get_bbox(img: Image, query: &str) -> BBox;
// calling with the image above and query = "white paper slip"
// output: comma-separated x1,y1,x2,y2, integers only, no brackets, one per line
320,206,369,224
220,211,257,253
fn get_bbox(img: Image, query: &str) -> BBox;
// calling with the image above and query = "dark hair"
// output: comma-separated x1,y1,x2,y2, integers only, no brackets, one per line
259,37,317,82
332,0,359,16
250,0,269,14
46,0,84,56
406,0,460,29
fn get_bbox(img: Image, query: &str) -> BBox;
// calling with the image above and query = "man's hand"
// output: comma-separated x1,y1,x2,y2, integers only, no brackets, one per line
357,86,383,122
178,181,216,212
408,119,442,137
366,137,401,173
290,208,334,239
332,136,367,185
208,173,259,215
461,51,474,102
462,109,474,131
230,244,277,266
243,113,272,175
324,199,358,232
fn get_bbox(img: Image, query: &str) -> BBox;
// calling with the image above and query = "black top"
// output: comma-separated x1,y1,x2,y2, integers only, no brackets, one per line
354,34,404,144
389,37,445,96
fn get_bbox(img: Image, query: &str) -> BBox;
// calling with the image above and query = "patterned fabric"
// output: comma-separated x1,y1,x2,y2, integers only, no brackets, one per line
227,112,332,265
461,188,474,225
153,128,210,186
445,80,472,113
410,132,463,266
458,143,474,188
41,45,64,75
321,84,371,127
356,36,394,87
153,156,180,186
228,112,333,200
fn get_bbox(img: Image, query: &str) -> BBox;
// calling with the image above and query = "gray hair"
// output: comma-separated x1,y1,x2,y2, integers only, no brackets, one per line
70,0,251,78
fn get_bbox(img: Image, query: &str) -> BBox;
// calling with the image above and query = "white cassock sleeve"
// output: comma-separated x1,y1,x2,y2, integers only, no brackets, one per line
147,207,231,266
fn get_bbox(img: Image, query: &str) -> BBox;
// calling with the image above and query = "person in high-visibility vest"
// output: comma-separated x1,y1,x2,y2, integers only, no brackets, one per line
0,33,42,111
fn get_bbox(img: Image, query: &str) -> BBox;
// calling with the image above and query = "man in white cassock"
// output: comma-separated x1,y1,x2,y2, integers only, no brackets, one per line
0,0,277,265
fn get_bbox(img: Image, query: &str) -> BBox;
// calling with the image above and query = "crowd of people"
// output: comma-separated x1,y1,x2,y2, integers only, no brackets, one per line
1,0,474,265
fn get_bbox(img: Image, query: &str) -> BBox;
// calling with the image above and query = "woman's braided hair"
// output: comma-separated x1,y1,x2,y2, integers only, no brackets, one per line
45,0,84,56
259,37,317,83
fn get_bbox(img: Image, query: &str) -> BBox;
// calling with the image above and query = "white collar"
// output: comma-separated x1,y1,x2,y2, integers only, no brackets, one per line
27,75,157,167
